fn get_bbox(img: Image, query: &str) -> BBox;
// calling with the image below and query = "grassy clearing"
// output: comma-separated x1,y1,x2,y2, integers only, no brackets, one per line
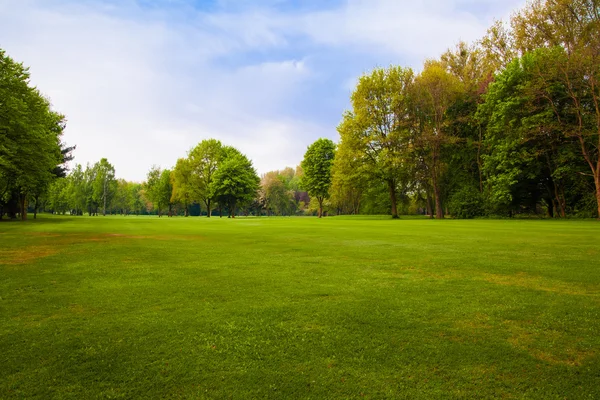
1,215,599,399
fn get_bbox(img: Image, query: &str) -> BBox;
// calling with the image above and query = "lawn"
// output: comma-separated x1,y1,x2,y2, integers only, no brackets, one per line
1,215,599,399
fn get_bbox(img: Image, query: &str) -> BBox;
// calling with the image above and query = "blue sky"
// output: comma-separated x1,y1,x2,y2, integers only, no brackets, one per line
0,0,525,181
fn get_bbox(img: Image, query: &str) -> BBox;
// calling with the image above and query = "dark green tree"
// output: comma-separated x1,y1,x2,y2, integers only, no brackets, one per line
211,150,260,218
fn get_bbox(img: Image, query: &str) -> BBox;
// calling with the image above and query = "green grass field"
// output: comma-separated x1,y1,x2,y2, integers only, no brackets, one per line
1,216,599,399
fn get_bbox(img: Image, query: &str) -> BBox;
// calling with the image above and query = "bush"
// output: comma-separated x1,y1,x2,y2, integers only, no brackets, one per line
449,187,485,219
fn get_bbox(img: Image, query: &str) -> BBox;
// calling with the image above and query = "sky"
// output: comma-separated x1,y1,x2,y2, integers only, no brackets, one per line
0,0,525,182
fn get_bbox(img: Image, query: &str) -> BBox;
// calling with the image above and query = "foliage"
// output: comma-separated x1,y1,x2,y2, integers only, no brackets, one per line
189,139,224,217
171,158,193,217
0,49,66,219
346,66,415,219
300,138,336,218
449,186,485,219
145,166,173,217
210,151,260,218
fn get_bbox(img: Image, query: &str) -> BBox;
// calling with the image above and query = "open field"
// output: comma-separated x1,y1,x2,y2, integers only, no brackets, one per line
1,216,599,399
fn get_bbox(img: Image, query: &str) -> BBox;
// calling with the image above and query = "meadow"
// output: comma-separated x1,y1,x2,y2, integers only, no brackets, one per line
1,215,599,399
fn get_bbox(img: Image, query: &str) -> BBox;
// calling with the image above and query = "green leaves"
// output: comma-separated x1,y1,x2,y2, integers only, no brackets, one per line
0,49,66,218
300,138,336,217
210,151,260,217
145,166,172,216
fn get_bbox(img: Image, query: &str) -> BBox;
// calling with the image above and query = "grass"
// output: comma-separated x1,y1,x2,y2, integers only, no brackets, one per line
1,215,599,399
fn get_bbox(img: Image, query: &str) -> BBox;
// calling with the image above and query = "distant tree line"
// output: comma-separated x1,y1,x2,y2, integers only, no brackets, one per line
2,0,599,220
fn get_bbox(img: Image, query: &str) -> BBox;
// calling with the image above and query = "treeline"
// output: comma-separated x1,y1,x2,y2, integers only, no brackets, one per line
43,142,260,218
42,140,322,218
326,0,600,219
43,140,311,218
3,0,599,220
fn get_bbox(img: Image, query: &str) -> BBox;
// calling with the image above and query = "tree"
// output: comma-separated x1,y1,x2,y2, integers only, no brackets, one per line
92,158,116,216
511,0,600,218
113,179,133,215
145,166,173,217
171,158,193,217
0,49,66,220
211,151,260,218
300,138,336,218
346,66,415,219
189,139,224,217
67,164,86,216
329,136,368,215
128,183,145,215
261,168,299,216
412,61,464,219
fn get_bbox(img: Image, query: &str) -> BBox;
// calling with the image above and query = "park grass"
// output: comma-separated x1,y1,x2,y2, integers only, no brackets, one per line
0,215,599,399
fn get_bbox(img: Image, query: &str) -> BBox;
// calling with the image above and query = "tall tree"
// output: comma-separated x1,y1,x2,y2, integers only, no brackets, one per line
189,139,224,217
0,49,66,219
329,135,368,215
412,61,464,219
346,66,415,219
92,158,116,216
511,0,600,217
300,138,336,218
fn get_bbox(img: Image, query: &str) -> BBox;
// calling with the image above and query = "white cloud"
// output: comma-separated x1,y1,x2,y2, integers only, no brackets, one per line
0,0,526,181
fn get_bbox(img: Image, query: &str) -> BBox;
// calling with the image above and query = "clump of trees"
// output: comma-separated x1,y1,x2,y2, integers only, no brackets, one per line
330,0,600,219
259,167,307,216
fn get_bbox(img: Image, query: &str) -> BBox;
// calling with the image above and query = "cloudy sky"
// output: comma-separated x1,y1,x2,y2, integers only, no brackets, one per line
0,0,525,181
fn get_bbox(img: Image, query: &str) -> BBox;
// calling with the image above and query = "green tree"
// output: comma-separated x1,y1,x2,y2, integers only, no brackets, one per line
511,0,600,218
128,183,145,215
347,66,415,219
145,166,173,217
189,139,224,217
300,138,336,218
329,136,367,215
211,151,260,218
0,49,66,219
92,158,116,216
67,164,86,216
412,61,464,219
171,158,193,217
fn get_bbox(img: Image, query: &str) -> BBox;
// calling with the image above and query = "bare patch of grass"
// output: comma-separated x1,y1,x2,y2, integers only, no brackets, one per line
480,272,596,297
503,320,595,366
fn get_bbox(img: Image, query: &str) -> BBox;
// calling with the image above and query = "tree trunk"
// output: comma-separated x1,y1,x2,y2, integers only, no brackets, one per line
426,192,433,219
548,199,555,218
20,195,27,221
318,198,323,218
207,200,211,218
433,181,444,219
387,180,399,219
